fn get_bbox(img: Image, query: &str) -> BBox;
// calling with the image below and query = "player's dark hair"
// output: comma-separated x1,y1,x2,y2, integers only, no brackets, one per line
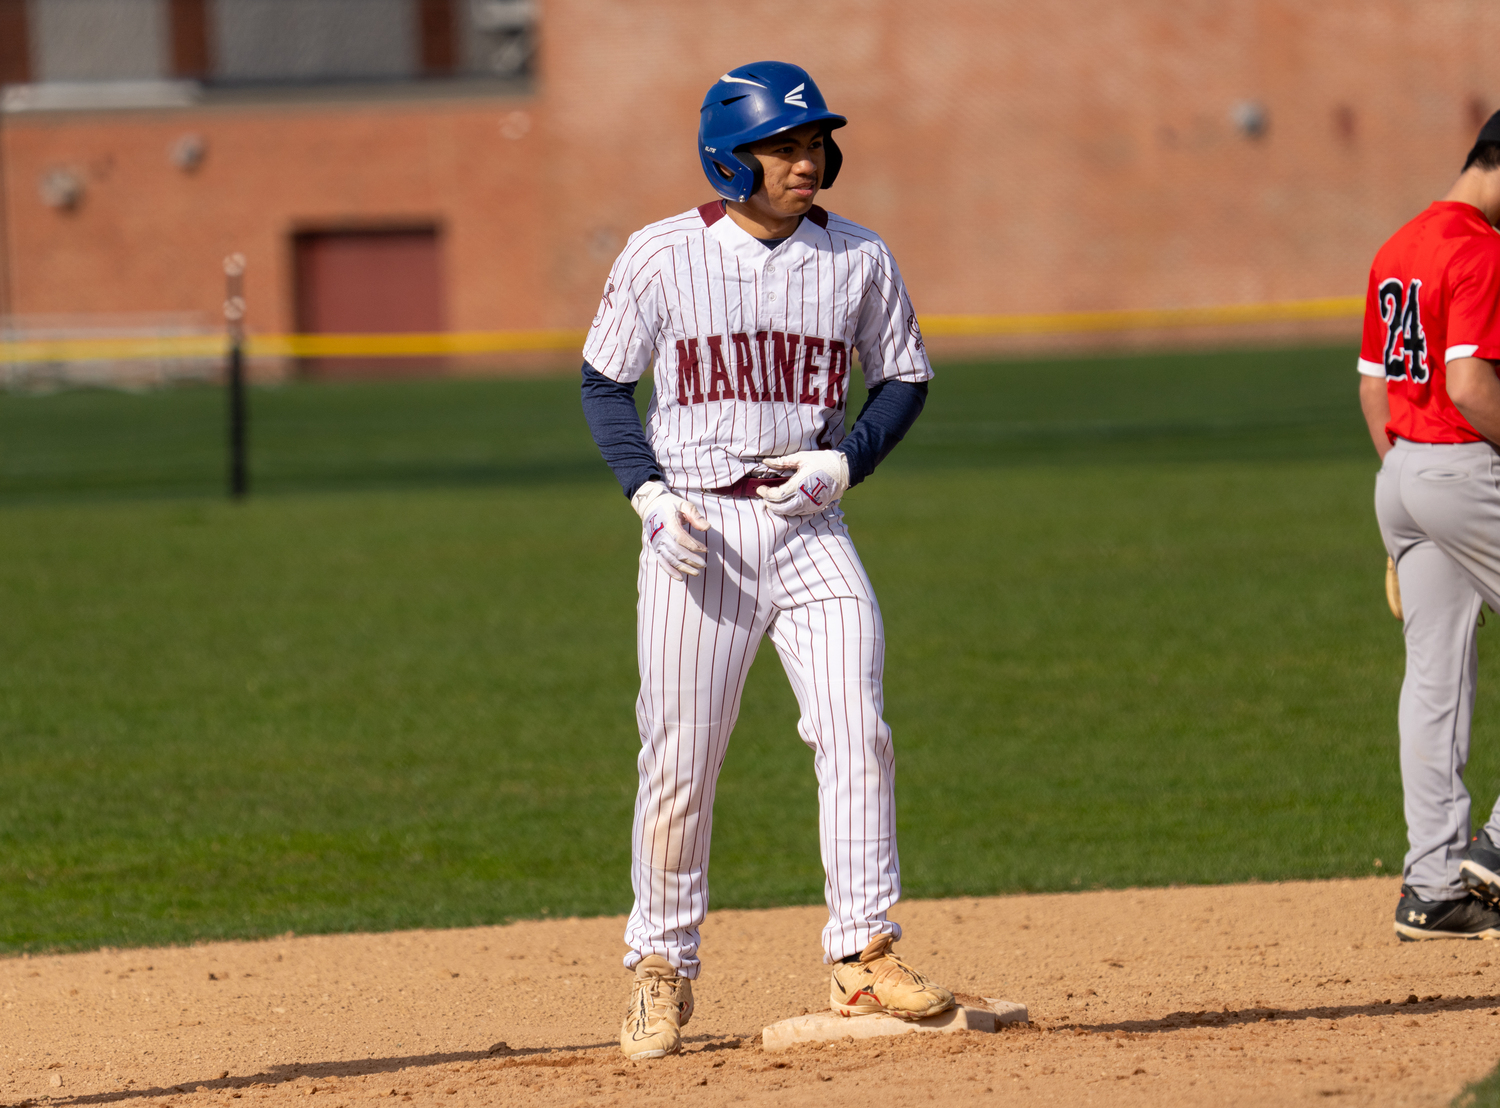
1466,141,1500,172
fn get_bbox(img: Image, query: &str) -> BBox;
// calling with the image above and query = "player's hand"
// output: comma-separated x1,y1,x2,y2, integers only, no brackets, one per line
631,481,710,581
756,450,851,517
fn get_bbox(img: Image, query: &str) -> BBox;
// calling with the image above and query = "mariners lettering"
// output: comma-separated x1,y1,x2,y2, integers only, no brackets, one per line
770,331,800,402
674,331,843,408
825,340,849,407
674,338,705,405
799,337,826,405
704,335,733,402
732,333,759,401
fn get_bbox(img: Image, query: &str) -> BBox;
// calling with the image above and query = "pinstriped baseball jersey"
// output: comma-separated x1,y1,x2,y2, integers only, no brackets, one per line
583,201,933,492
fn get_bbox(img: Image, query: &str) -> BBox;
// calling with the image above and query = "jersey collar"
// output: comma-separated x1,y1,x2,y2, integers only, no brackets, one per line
698,200,830,261
1429,200,1500,231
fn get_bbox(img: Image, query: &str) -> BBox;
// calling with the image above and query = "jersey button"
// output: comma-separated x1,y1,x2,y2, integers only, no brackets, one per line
767,292,777,301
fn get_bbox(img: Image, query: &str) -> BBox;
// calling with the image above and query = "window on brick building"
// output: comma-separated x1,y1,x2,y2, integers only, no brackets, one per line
26,0,172,82
0,0,533,103
0,1,30,85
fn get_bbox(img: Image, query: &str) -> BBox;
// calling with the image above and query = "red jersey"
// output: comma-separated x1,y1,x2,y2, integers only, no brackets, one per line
1359,201,1500,443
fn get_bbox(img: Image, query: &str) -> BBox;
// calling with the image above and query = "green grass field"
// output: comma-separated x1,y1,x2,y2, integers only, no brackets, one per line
0,345,1472,954
1459,1063,1500,1108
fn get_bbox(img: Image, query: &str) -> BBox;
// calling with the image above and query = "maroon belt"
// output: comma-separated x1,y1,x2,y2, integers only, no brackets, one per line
712,474,784,498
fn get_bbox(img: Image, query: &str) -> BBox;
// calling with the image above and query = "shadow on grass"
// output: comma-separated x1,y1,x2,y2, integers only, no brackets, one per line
0,345,1373,505
0,456,614,507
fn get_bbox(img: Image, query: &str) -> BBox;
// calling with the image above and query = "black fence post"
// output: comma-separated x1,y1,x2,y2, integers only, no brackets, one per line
224,253,248,500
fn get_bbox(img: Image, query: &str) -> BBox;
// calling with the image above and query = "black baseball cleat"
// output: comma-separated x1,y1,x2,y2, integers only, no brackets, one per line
1394,884,1500,941
1461,830,1500,904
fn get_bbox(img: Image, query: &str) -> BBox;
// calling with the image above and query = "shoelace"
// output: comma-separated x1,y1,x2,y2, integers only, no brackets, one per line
636,976,685,1022
869,952,931,989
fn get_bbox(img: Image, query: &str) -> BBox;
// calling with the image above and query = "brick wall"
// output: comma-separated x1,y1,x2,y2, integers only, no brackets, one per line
2,0,1497,342
1,96,544,334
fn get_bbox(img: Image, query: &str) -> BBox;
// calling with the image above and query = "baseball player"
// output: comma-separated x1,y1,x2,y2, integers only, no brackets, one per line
1363,110,1500,940
581,61,955,1058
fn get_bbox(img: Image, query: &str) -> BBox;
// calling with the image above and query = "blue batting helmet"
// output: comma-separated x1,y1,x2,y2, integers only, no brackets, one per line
698,61,846,203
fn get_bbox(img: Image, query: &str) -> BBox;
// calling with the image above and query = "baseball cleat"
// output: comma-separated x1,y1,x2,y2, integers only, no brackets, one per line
1394,884,1500,941
619,955,694,1060
1461,831,1500,904
829,934,955,1019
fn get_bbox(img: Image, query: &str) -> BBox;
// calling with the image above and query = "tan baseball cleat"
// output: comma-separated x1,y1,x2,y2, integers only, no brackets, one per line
620,955,694,1060
829,934,955,1020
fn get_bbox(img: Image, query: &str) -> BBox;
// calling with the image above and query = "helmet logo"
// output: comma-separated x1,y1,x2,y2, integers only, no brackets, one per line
784,83,808,108
720,73,767,87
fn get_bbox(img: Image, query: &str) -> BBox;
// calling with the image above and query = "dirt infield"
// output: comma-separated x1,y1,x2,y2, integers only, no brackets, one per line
3,877,1497,1107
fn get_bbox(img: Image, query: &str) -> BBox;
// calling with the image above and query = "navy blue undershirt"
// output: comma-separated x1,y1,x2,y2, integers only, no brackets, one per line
580,366,663,499
840,376,929,482
580,362,927,499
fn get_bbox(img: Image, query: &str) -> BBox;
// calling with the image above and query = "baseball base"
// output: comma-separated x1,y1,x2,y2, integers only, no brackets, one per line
762,998,1028,1052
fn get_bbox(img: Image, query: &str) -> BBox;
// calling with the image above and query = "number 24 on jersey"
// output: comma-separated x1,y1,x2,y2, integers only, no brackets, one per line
1379,278,1430,383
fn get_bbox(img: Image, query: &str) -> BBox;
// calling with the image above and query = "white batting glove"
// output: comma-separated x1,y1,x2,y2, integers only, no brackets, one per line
755,450,851,517
631,480,710,581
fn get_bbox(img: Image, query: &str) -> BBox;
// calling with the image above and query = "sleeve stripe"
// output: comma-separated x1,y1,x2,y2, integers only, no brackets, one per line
1356,357,1386,378
1447,344,1481,362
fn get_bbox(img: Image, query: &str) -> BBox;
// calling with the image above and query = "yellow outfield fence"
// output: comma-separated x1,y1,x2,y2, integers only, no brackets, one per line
0,296,1363,365
920,295,1363,336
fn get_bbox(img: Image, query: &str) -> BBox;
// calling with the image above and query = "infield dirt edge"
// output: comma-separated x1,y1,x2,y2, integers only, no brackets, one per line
2,876,1492,1108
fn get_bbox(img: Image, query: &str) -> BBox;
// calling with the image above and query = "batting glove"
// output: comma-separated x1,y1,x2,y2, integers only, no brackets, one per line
755,450,851,517
631,480,710,581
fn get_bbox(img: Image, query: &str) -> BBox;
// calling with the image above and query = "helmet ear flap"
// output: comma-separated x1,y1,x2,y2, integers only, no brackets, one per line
821,131,843,190
703,151,756,202
722,149,764,203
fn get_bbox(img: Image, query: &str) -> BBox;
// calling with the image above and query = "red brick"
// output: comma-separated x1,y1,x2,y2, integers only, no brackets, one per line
1,0,1495,341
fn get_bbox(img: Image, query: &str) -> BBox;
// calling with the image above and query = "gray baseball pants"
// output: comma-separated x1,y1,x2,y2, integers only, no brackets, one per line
1376,438,1500,900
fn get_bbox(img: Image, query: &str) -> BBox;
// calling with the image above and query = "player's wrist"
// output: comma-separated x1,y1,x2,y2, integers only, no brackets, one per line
631,479,670,519
810,449,851,491
834,444,860,487
830,450,851,489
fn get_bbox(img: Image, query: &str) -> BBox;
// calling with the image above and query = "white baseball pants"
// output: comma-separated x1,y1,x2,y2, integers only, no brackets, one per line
1376,439,1500,900
622,492,902,979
